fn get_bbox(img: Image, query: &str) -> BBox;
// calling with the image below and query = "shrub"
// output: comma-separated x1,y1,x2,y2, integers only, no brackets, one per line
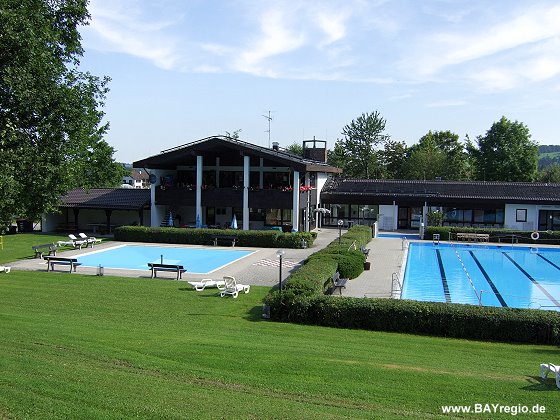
266,295,560,345
114,226,314,248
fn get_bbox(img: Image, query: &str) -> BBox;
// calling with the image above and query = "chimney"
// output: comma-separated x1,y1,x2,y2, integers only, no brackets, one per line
272,141,279,151
302,137,327,162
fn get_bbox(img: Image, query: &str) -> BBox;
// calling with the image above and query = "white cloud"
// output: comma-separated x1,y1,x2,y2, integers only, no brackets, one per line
83,0,182,70
404,3,560,91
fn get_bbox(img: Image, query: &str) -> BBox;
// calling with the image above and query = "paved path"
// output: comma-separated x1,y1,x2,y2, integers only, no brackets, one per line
9,228,407,298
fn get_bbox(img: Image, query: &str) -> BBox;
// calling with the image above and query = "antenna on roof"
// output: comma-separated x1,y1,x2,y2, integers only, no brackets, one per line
262,111,273,148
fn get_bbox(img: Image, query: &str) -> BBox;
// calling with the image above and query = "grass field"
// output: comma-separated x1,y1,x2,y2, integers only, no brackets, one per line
1,234,559,418
1,266,559,419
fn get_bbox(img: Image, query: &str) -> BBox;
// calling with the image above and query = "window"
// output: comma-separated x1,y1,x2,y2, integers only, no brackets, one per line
516,209,527,222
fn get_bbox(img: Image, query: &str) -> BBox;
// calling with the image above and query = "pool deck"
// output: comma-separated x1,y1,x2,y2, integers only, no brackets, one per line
8,228,406,298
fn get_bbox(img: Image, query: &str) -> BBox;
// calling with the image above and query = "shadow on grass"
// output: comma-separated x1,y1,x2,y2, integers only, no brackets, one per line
522,376,560,391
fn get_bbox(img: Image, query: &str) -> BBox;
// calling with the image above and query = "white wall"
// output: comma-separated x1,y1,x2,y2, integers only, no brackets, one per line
378,204,397,231
504,204,538,231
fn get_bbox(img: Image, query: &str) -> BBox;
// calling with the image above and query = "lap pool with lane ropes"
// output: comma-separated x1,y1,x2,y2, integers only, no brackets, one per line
77,245,254,274
402,242,560,311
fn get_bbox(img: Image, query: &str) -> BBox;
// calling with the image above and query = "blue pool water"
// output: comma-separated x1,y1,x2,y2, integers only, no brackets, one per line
78,245,253,274
402,242,560,311
378,233,420,239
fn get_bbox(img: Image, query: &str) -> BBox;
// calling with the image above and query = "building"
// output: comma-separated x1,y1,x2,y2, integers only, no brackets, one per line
122,168,151,189
42,188,151,233
319,178,560,231
133,136,341,231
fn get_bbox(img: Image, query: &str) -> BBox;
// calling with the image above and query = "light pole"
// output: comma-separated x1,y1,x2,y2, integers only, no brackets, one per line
276,249,285,292
338,219,344,244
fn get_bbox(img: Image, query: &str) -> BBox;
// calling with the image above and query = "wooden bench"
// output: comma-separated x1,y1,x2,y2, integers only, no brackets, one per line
43,256,82,272
212,236,238,247
332,271,349,295
32,243,57,259
148,263,186,280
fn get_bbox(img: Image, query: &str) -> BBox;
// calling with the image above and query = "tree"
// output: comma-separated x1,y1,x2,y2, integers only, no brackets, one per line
0,0,122,226
224,129,242,139
538,164,560,183
381,140,408,179
467,117,538,182
285,142,303,156
402,131,468,180
331,111,389,178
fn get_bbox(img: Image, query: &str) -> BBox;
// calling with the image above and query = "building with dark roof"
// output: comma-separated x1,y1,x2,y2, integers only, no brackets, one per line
133,136,341,231
319,178,560,231
43,188,150,233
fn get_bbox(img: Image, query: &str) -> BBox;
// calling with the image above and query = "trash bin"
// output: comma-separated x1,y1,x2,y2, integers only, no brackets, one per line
364,261,371,270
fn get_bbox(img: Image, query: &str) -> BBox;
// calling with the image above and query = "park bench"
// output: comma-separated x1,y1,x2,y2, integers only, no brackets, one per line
32,243,57,259
212,235,238,247
332,271,349,295
43,256,82,273
148,263,186,280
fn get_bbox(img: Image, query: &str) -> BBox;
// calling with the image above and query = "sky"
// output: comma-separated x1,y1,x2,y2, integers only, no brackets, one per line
79,0,560,164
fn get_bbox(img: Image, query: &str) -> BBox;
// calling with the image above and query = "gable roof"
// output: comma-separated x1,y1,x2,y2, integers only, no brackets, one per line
133,135,342,174
60,188,150,210
321,179,560,205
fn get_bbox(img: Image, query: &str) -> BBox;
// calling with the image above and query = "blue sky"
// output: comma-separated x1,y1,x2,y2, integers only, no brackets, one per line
79,0,560,163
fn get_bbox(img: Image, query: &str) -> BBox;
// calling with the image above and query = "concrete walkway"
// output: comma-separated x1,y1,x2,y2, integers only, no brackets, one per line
9,228,407,298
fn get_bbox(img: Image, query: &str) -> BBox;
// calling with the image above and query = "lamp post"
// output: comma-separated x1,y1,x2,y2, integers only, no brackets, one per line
338,219,344,244
276,249,285,292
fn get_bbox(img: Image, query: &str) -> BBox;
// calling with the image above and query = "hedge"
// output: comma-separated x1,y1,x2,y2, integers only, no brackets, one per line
264,294,560,345
280,225,372,295
426,226,560,245
114,226,314,248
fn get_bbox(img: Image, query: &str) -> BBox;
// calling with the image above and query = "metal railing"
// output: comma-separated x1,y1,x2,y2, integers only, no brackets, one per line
391,272,403,299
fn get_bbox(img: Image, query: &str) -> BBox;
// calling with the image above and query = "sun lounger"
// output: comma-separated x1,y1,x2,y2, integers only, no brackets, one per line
187,278,226,291
0,266,11,273
540,363,560,389
78,232,102,246
220,276,250,298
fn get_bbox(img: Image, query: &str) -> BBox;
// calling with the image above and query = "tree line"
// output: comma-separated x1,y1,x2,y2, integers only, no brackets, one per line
316,111,557,183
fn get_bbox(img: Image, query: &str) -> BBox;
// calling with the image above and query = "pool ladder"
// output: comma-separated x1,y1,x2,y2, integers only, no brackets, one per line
391,272,403,299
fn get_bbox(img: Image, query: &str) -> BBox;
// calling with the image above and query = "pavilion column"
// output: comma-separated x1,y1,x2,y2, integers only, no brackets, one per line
196,155,203,225
243,155,250,230
292,170,300,232
304,173,311,232
105,209,112,233
72,208,79,231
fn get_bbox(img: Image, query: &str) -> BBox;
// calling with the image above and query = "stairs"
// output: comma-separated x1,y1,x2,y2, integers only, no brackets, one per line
160,209,174,227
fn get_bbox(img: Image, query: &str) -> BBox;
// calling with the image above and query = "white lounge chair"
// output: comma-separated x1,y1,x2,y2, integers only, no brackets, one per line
79,232,102,246
220,276,250,298
540,363,560,389
187,278,226,291
68,234,88,249
0,266,11,273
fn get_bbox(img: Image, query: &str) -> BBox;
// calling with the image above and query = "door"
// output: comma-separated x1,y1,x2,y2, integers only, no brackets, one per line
398,207,410,229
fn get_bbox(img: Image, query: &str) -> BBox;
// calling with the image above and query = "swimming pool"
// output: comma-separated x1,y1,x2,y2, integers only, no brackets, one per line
77,245,254,274
402,242,560,311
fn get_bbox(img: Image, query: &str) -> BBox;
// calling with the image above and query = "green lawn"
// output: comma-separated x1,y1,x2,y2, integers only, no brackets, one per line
0,233,78,264
1,269,559,419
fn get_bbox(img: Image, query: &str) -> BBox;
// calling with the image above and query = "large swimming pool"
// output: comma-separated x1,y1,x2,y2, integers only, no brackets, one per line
402,242,560,311
77,245,254,274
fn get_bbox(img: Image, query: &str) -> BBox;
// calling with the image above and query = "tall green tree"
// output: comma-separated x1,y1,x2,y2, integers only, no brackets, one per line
285,142,303,156
403,130,468,180
467,117,538,182
0,0,123,227
331,111,389,178
381,139,408,179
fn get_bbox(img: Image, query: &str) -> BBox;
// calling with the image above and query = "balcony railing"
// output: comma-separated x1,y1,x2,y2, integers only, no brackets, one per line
155,186,315,209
